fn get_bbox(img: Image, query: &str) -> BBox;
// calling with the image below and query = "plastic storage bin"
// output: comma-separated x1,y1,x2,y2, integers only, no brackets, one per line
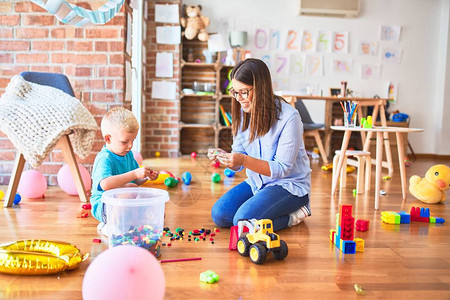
102,187,169,257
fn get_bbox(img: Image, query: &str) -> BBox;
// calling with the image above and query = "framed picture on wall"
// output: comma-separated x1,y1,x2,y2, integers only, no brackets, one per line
329,88,341,97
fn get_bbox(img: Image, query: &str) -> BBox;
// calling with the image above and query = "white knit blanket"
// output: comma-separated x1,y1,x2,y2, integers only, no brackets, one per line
0,75,98,168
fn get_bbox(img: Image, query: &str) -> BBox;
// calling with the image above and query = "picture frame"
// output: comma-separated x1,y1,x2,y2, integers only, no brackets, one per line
329,87,341,97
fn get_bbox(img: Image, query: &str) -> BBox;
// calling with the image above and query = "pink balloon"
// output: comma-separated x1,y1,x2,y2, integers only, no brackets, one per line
82,245,165,300
17,170,47,199
133,150,143,165
57,164,92,196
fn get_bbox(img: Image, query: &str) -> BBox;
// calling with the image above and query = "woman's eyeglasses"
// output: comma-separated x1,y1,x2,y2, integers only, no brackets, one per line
228,88,253,99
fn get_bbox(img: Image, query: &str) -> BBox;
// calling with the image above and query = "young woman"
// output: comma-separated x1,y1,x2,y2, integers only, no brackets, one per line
208,58,311,231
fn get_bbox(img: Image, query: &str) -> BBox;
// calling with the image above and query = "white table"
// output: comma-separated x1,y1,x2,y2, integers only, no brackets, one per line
330,126,424,210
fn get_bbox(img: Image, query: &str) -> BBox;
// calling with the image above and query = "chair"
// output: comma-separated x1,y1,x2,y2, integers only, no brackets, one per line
4,72,89,207
295,100,328,163
332,150,371,194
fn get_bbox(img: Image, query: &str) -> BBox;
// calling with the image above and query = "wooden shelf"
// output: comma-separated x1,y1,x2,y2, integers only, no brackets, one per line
179,37,234,155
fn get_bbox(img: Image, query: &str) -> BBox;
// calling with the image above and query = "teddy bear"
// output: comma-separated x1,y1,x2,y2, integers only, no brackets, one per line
180,5,210,41
409,164,450,204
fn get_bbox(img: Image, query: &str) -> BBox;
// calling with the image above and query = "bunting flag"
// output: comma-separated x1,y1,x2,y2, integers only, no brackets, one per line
31,0,125,27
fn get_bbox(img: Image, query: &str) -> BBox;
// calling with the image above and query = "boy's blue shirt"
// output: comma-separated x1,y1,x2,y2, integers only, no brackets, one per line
90,146,139,222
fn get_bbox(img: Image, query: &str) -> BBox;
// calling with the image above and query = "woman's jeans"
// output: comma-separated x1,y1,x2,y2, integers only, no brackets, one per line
211,181,310,231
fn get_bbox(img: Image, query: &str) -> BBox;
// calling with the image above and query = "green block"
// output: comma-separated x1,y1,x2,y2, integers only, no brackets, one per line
200,270,219,283
430,217,436,223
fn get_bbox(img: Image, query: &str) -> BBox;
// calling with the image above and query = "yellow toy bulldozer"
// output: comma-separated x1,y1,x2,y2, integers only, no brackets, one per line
236,219,288,264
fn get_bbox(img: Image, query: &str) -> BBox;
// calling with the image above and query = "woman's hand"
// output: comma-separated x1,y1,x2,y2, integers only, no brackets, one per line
217,152,246,169
207,148,227,162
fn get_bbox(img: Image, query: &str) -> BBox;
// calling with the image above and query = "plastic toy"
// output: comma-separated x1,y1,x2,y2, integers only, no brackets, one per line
200,270,219,283
355,219,369,232
211,173,221,183
190,152,197,158
213,161,220,168
180,5,210,41
182,171,192,185
0,190,4,201
145,173,170,185
0,239,88,275
164,177,178,188
82,203,92,209
224,168,235,177
236,219,288,264
381,206,445,224
57,164,92,196
17,170,47,199
155,151,161,157
13,194,21,205
409,164,450,204
329,205,363,254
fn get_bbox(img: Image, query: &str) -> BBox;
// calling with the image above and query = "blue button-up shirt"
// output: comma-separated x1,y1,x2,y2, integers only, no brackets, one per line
232,100,311,197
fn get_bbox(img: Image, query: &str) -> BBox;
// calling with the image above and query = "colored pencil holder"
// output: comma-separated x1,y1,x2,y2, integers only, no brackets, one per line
344,111,357,127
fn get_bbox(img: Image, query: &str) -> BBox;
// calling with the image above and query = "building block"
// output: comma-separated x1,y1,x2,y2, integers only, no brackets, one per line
354,238,365,252
340,216,354,240
330,229,336,244
410,207,429,222
340,240,356,254
381,211,400,224
355,219,369,232
339,205,353,227
229,225,248,250
398,211,410,224
200,270,219,284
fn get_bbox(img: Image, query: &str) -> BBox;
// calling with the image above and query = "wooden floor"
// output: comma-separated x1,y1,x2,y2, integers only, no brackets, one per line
0,156,450,299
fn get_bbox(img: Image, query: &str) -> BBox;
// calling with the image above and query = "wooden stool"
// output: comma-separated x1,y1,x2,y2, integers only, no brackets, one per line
332,150,371,194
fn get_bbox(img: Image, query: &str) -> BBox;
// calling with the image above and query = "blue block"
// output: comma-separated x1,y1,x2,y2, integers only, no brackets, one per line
435,217,445,223
420,208,430,218
341,240,356,254
399,211,410,224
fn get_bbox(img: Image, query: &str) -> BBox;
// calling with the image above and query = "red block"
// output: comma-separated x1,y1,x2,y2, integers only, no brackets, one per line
410,207,429,222
229,225,249,250
339,205,353,227
340,216,355,240
355,219,369,232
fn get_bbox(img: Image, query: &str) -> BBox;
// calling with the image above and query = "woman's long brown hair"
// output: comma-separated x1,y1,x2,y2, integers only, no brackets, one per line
230,58,283,143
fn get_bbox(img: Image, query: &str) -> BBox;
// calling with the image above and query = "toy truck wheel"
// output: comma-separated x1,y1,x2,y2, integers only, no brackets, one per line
237,237,250,256
249,243,267,264
273,240,288,260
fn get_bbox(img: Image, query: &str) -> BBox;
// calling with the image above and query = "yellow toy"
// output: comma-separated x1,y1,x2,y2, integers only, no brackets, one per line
143,173,170,185
236,219,288,264
180,5,210,41
409,164,450,204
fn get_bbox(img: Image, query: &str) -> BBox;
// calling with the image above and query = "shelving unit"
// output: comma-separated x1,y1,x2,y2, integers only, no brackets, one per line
179,37,234,155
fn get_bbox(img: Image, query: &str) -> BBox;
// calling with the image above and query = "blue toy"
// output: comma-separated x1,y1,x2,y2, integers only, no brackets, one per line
224,169,235,178
182,172,192,185
14,194,21,205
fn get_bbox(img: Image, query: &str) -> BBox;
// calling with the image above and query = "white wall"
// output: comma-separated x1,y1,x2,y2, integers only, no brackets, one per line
184,0,450,155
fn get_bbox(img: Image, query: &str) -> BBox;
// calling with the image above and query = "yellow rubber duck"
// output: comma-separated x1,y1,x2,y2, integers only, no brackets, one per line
409,164,450,204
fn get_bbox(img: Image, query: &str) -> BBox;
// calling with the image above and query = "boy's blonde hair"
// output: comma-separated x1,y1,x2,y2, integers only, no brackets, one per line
101,107,139,137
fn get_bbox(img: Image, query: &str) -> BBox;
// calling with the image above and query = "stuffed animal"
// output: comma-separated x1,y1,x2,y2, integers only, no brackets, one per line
409,164,450,204
180,5,210,41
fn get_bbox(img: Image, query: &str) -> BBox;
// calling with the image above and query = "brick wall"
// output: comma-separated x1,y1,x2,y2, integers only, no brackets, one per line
0,1,126,185
142,0,181,158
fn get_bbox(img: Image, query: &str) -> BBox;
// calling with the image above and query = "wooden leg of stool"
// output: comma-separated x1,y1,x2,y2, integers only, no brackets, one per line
57,135,88,203
365,155,371,192
356,156,364,194
4,153,26,207
340,156,347,189
332,153,339,186
312,131,328,164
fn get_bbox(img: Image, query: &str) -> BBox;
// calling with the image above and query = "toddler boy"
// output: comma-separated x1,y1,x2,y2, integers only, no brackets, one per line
91,107,158,235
